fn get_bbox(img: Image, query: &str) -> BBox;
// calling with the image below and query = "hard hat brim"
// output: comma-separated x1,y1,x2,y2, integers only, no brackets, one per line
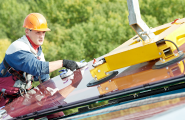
33,28,51,31
23,27,51,31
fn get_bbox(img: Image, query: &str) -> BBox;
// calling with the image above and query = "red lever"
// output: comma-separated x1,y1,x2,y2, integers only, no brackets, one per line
171,19,179,24
93,58,97,64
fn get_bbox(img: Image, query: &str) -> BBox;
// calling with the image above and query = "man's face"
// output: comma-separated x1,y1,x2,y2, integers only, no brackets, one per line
26,29,46,46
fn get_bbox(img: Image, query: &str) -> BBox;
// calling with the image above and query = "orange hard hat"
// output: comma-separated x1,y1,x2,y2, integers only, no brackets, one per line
23,13,50,31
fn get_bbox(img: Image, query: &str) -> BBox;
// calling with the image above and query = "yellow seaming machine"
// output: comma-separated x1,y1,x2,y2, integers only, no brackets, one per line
87,0,185,88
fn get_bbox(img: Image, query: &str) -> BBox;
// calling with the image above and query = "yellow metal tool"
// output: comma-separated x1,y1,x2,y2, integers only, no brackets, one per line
87,21,185,87
87,0,185,87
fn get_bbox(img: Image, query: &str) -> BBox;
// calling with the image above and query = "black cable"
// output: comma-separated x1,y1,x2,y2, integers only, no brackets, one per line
157,39,180,52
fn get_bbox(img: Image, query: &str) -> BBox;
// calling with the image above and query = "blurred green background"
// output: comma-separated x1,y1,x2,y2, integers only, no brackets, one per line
0,0,185,78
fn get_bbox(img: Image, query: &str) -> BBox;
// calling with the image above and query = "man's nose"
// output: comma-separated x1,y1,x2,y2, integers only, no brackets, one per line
40,32,45,38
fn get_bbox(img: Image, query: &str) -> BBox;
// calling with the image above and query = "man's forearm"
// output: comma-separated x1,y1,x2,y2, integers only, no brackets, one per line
49,60,63,73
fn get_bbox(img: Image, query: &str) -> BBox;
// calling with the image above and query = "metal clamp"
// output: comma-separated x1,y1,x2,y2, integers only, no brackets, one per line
92,58,106,67
7,67,15,74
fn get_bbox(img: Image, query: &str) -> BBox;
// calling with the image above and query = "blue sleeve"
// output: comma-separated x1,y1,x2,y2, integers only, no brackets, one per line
5,50,49,76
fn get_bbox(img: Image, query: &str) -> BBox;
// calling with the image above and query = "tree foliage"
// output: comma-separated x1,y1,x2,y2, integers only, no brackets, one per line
0,0,185,77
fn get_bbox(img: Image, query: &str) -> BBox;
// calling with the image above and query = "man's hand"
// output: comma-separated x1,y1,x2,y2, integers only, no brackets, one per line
63,59,79,71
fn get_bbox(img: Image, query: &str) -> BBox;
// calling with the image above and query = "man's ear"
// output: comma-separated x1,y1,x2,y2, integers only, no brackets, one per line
25,29,29,36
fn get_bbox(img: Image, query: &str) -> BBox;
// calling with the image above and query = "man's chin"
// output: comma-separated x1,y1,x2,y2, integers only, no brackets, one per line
37,42,43,46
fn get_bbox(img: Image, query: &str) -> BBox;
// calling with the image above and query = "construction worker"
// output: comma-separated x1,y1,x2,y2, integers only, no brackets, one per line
0,13,79,106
